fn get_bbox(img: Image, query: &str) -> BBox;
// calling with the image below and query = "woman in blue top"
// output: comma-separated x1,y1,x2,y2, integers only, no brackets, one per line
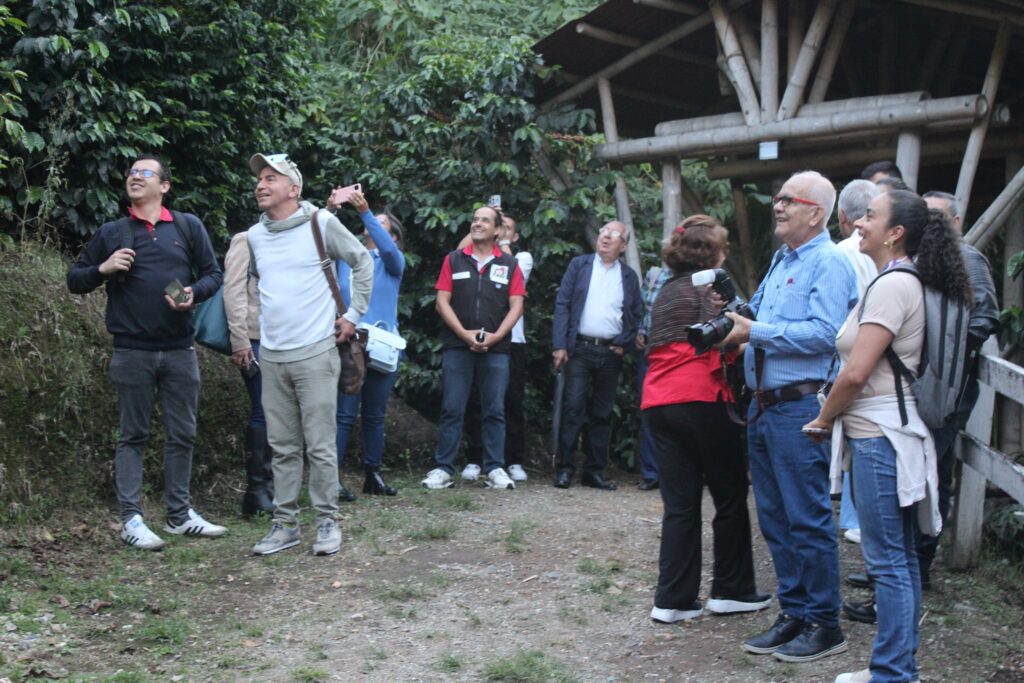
329,188,405,498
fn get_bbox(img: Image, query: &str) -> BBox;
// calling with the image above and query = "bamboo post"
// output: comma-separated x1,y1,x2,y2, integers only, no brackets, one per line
787,0,806,80
730,6,762,88
807,0,856,104
662,160,683,241
760,0,779,123
897,0,1024,27
965,165,1024,252
777,0,839,120
597,78,642,277
731,181,758,294
895,130,922,192
955,21,1012,220
680,175,704,218
709,0,761,125
574,23,716,68
632,0,703,14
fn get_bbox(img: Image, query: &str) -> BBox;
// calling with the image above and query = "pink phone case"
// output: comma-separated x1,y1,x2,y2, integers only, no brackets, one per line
332,183,362,205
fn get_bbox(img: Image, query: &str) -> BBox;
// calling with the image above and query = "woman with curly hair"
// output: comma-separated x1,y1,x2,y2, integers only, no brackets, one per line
804,190,970,683
644,215,770,624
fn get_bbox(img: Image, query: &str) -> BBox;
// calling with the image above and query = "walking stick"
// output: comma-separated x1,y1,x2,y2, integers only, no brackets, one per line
550,369,565,470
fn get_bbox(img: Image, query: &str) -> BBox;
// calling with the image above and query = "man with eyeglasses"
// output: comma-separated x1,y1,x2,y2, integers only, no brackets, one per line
551,220,643,490
68,153,225,550
245,153,373,557
719,170,857,663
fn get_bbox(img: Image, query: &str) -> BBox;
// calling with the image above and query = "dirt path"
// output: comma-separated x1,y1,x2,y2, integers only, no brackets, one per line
1,472,1022,682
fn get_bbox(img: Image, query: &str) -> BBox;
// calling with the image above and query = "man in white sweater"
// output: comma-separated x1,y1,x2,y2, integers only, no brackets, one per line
246,153,373,557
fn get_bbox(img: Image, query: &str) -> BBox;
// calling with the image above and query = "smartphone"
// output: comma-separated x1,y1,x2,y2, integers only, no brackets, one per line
330,183,362,206
487,194,501,209
242,358,260,379
802,426,830,436
164,278,188,304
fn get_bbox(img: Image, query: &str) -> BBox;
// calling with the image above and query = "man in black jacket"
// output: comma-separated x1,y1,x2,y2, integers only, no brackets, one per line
67,153,224,550
421,205,525,491
551,221,643,490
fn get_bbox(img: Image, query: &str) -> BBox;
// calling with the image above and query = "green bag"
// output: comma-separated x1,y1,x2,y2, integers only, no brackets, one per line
193,287,231,354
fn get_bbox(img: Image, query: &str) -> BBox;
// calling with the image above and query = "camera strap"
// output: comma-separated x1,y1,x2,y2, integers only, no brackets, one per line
751,249,786,423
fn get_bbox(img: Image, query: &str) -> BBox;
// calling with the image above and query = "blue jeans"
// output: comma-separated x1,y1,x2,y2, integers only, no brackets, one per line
634,354,659,481
336,366,399,470
433,348,509,475
109,347,200,524
747,394,840,627
850,436,921,683
839,472,859,530
241,340,266,429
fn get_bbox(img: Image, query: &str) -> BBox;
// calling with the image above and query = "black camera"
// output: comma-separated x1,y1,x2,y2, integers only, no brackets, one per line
686,268,755,355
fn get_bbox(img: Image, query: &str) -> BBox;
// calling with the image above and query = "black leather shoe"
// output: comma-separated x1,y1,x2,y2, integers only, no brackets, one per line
637,478,659,491
845,572,874,589
842,599,877,624
553,470,572,489
338,483,357,503
742,613,806,655
772,622,847,662
581,472,617,490
363,469,397,496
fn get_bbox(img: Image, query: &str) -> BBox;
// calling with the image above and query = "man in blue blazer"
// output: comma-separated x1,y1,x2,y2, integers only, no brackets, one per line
551,221,643,490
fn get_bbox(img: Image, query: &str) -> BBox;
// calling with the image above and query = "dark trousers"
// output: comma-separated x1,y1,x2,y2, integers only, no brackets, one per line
241,340,266,429
916,375,981,574
465,343,526,467
645,401,757,608
557,343,622,475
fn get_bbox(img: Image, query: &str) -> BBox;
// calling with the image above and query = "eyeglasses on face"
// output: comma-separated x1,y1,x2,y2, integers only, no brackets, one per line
599,226,625,240
126,168,159,179
772,194,820,208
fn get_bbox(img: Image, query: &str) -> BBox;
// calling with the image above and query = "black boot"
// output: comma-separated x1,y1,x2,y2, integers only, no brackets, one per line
242,426,275,516
363,466,397,496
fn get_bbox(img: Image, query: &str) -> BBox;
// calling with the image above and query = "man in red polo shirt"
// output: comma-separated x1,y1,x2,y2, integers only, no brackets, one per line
421,205,525,490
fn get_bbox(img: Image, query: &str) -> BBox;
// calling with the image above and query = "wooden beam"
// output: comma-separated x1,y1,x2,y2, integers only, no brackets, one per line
710,0,761,125
632,0,703,14
731,180,758,294
964,163,1024,251
598,94,987,163
897,0,1024,27
955,21,1012,219
574,23,717,68
787,0,806,80
598,78,642,277
895,130,922,192
760,0,779,123
959,434,1024,506
662,160,683,240
978,353,1024,406
729,6,762,88
777,0,839,120
807,0,856,104
542,0,753,109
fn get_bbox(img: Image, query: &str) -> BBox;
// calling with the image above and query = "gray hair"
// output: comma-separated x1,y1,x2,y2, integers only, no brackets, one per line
922,191,960,219
838,179,881,223
791,170,837,228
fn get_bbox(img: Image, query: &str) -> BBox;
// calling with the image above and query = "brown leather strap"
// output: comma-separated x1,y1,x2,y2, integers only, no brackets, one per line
311,210,347,317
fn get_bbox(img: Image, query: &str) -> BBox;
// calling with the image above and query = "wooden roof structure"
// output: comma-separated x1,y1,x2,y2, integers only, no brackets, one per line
532,0,1024,281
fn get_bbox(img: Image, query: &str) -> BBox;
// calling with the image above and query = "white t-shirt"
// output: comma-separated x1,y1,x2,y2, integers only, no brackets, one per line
578,255,624,340
511,251,533,344
837,233,878,299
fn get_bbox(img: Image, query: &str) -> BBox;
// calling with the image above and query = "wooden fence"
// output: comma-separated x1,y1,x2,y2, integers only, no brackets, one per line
949,339,1024,568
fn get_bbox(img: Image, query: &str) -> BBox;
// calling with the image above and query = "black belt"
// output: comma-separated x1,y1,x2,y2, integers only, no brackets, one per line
755,381,822,408
577,334,615,347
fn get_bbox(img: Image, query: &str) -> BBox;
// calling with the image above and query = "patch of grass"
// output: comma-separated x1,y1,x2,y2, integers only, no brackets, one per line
482,649,579,683
385,604,418,620
438,652,465,672
309,645,328,660
405,521,456,541
373,510,404,530
164,544,208,569
439,492,477,511
557,606,588,626
217,656,242,669
0,554,32,579
377,582,427,602
428,572,453,589
582,576,613,595
292,667,328,683
577,557,622,575
600,594,629,612
137,615,190,645
102,672,151,683
462,606,483,627
504,518,534,554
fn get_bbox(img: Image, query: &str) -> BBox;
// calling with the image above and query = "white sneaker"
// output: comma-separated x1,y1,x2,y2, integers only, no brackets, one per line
252,522,301,555
163,508,227,538
485,467,515,490
843,528,862,544
422,468,455,489
120,514,166,551
461,463,481,481
707,593,772,614
507,464,528,481
650,603,703,623
834,670,871,683
312,520,342,556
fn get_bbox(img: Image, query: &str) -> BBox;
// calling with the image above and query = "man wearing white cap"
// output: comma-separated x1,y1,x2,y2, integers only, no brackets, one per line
246,153,373,557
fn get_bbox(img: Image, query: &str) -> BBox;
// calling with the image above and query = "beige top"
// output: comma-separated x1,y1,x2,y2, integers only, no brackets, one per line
835,270,924,437
223,231,261,352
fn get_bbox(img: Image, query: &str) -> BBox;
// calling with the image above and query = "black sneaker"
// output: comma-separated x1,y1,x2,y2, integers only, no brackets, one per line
338,483,357,503
842,598,876,624
707,592,772,614
741,613,805,654
844,572,873,589
772,622,847,662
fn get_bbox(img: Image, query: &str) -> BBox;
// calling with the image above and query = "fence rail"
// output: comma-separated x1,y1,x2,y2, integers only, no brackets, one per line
949,346,1024,568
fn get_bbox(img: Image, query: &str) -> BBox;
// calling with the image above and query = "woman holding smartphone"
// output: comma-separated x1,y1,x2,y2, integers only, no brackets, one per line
803,190,968,683
224,230,273,515
328,188,405,498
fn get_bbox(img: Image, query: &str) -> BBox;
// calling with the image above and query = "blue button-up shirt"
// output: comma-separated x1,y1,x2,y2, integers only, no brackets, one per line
743,229,858,391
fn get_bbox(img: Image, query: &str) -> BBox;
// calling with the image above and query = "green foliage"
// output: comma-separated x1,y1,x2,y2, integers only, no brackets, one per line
482,649,579,683
1000,252,1024,352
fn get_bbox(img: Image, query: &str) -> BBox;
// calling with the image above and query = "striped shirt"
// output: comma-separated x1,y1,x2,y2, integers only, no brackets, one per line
743,229,858,391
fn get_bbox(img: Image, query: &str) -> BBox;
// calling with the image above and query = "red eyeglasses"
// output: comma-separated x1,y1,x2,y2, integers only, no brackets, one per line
773,194,820,208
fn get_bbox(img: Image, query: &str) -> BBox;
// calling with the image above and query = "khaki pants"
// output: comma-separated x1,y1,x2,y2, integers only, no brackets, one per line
262,348,340,525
